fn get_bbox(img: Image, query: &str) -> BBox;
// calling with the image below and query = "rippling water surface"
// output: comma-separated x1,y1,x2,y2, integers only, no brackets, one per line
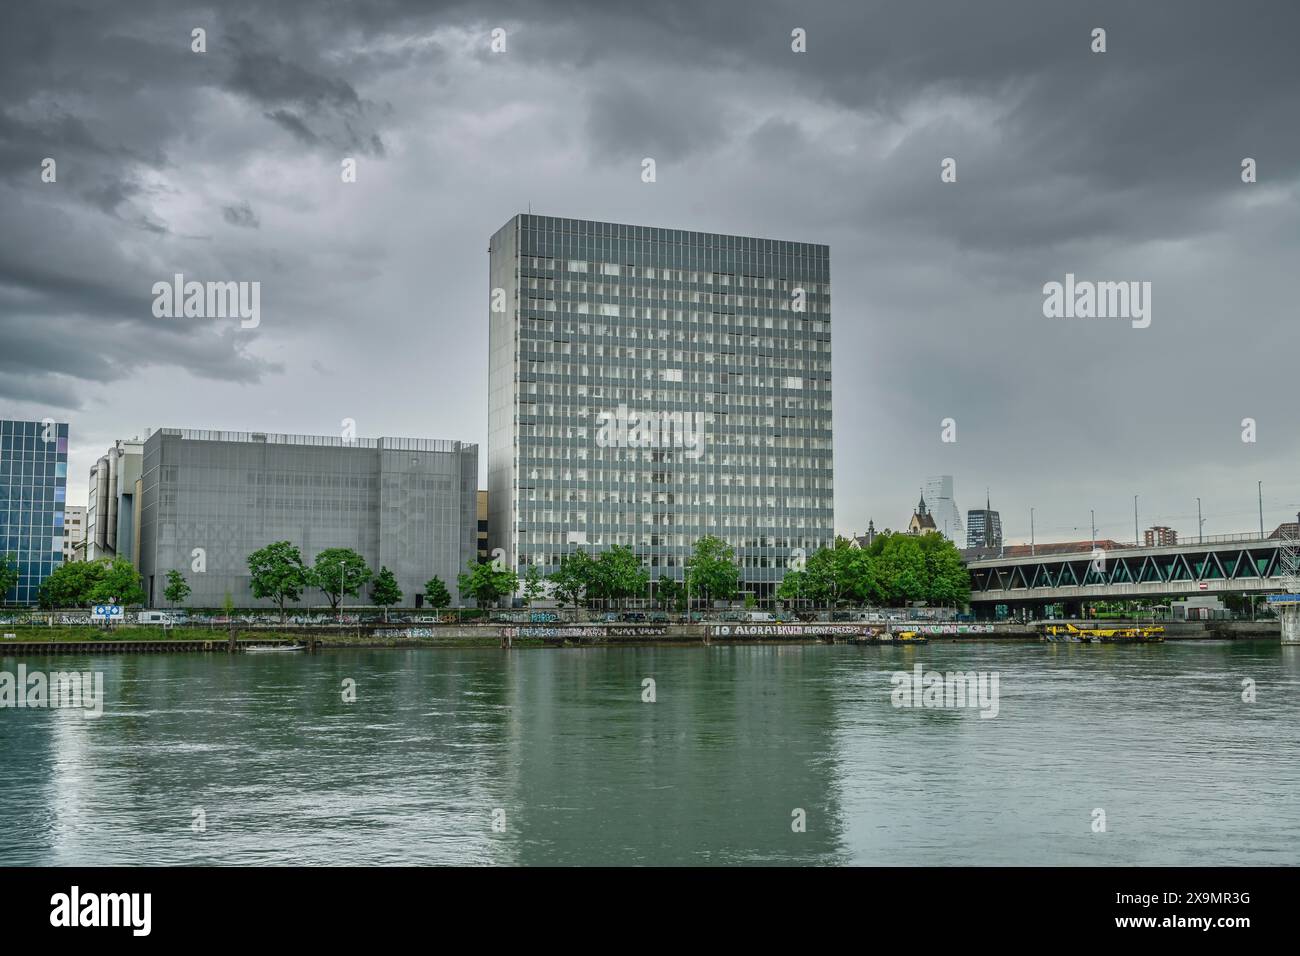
2,642,1297,865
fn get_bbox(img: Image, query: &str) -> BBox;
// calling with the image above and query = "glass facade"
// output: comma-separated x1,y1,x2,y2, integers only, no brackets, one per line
966,509,1003,550
0,419,69,605
137,429,478,608
488,214,834,595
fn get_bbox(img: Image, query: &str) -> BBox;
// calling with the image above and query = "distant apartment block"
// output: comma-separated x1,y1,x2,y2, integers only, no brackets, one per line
62,504,86,562
1144,525,1178,547
487,214,834,596
137,428,477,608
0,419,68,604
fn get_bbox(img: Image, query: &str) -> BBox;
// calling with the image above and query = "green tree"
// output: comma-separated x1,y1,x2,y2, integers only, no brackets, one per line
838,546,879,606
86,557,147,607
656,574,684,611
0,553,20,603
874,534,928,605
921,536,970,608
590,545,649,609
776,568,808,603
685,535,740,609
38,559,106,608
247,541,309,622
370,566,403,621
38,556,146,609
804,547,841,606
163,569,191,606
308,547,372,610
522,564,545,607
457,561,518,609
423,575,452,610
548,550,595,609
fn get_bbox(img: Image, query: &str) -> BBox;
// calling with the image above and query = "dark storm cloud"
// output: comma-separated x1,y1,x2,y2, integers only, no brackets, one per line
221,200,260,228
1,0,1298,537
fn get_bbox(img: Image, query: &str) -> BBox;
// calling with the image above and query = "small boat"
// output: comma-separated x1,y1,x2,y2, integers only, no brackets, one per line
849,629,929,646
244,643,307,653
1042,623,1164,644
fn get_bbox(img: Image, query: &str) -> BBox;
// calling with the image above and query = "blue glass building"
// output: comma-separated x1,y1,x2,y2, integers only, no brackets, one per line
1,419,69,605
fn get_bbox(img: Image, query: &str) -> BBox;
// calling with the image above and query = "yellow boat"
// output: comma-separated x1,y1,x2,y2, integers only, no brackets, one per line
1043,622,1164,644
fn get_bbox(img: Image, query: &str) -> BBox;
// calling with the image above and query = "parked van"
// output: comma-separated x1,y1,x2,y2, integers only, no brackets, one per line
139,610,184,626
745,611,775,622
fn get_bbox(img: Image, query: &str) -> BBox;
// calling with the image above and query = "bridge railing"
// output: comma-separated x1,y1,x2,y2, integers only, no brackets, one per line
965,530,1286,562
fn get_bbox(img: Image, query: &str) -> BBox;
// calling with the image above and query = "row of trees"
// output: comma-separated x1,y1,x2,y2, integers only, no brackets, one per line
31,556,148,609
454,535,745,610
14,531,969,614
242,543,450,622
778,532,970,608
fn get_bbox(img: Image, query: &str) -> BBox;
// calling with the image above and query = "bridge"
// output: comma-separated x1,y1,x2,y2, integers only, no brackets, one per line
964,530,1300,614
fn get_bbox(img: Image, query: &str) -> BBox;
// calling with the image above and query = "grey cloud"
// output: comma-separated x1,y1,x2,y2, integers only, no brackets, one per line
222,200,260,228
1,0,1298,539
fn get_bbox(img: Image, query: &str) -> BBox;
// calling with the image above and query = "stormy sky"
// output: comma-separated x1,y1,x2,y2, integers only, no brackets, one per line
2,0,1298,546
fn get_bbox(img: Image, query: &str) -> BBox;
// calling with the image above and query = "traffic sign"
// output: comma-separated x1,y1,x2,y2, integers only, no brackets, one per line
92,604,124,620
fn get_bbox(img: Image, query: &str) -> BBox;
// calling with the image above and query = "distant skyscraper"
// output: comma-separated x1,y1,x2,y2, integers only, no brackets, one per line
1,419,68,605
924,475,962,542
487,213,834,596
966,493,1003,549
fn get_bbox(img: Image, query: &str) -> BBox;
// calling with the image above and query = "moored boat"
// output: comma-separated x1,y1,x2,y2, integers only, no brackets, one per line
1042,623,1164,644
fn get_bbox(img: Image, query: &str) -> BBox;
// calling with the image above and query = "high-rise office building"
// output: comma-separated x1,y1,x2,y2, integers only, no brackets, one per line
0,419,68,605
924,475,962,542
966,494,1003,550
488,214,834,596
137,428,478,608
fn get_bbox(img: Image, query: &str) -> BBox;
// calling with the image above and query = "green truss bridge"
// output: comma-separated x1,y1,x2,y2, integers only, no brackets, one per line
964,529,1300,612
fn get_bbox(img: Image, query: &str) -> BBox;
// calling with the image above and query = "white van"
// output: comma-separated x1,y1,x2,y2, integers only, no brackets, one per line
139,611,184,626
745,611,775,622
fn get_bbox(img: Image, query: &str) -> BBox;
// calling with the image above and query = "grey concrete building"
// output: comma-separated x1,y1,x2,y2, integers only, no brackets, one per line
138,428,478,608
86,438,144,564
488,214,834,597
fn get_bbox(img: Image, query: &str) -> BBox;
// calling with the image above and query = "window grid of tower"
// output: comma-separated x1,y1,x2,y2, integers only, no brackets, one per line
488,215,834,595
0,420,69,605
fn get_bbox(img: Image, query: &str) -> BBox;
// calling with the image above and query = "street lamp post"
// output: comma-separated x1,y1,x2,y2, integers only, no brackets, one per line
338,560,345,624
1197,497,1203,544
1258,481,1264,538
1030,508,1035,556
1090,509,1095,552
1134,495,1139,547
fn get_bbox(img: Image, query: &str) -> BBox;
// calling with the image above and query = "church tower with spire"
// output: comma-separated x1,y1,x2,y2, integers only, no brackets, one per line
908,491,937,535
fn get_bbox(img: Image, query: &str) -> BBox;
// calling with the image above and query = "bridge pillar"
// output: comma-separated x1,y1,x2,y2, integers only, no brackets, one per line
1280,603,1300,645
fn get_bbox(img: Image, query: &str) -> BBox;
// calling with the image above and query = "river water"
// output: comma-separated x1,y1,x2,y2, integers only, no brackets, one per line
2,641,1297,865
